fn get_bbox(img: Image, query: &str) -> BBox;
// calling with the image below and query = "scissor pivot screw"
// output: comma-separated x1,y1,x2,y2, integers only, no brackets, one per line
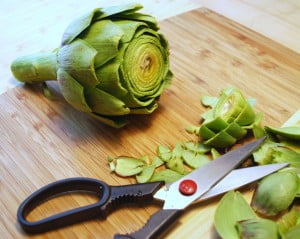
179,179,197,195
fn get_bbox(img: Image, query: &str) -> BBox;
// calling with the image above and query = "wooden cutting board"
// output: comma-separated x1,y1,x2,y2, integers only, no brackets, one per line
1,8,299,239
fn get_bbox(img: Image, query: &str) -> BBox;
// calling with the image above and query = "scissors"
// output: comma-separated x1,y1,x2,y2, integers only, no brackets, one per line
17,137,288,238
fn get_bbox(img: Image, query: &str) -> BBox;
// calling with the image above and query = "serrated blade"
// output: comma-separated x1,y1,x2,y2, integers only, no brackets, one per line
154,137,265,209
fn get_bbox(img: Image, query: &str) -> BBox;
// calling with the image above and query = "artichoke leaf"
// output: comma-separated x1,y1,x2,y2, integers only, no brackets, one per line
61,8,102,45
130,102,158,114
80,20,124,68
201,96,219,108
149,169,183,184
163,70,173,88
282,109,300,127
203,117,228,132
204,130,237,148
234,103,256,126
42,82,54,100
284,224,300,239
88,113,128,128
152,156,164,168
136,165,156,183
182,141,211,153
271,147,300,169
85,87,130,116
211,148,221,160
280,139,300,153
172,142,184,159
213,89,246,123
265,126,300,140
253,124,266,139
225,122,247,140
157,145,170,155
201,109,215,122
253,141,280,165
95,60,128,99
157,145,172,162
182,151,210,169
277,207,299,236
243,112,264,130
237,218,280,239
166,157,185,174
214,191,257,239
57,69,92,113
158,33,170,49
113,156,145,177
96,3,143,20
63,2,143,44
113,20,147,43
185,125,201,135
199,124,216,139
116,12,159,30
58,39,99,87
121,90,157,108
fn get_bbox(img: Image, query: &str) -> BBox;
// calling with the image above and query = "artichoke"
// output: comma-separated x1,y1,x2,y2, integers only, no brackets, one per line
187,87,262,148
251,170,299,217
11,4,172,128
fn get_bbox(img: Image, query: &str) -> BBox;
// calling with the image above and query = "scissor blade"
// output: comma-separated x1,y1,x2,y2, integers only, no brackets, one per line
154,163,288,202
198,162,288,202
154,137,265,209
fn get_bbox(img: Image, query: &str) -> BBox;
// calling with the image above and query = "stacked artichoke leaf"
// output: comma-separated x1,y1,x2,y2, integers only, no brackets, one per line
187,87,261,148
11,4,172,128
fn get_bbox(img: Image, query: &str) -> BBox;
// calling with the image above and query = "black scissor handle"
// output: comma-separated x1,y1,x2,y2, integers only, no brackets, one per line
17,177,110,233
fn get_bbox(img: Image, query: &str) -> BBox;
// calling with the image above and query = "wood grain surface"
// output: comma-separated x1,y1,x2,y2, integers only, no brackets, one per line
1,8,299,239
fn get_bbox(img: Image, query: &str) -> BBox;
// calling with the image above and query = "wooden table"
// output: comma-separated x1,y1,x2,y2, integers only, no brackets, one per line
1,2,300,239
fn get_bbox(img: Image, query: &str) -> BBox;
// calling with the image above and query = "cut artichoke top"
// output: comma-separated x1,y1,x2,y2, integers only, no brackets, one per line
11,3,173,128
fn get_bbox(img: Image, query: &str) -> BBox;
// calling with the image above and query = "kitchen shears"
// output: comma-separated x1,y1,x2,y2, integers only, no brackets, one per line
17,137,288,238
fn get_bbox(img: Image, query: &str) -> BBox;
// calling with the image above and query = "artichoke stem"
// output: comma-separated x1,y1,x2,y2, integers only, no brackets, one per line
11,51,58,83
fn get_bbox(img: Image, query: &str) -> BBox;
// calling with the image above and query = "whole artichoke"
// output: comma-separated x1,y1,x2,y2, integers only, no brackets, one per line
11,4,172,128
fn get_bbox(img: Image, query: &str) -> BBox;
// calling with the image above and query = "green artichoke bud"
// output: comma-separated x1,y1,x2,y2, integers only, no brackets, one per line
251,170,299,217
237,218,280,239
11,4,172,128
